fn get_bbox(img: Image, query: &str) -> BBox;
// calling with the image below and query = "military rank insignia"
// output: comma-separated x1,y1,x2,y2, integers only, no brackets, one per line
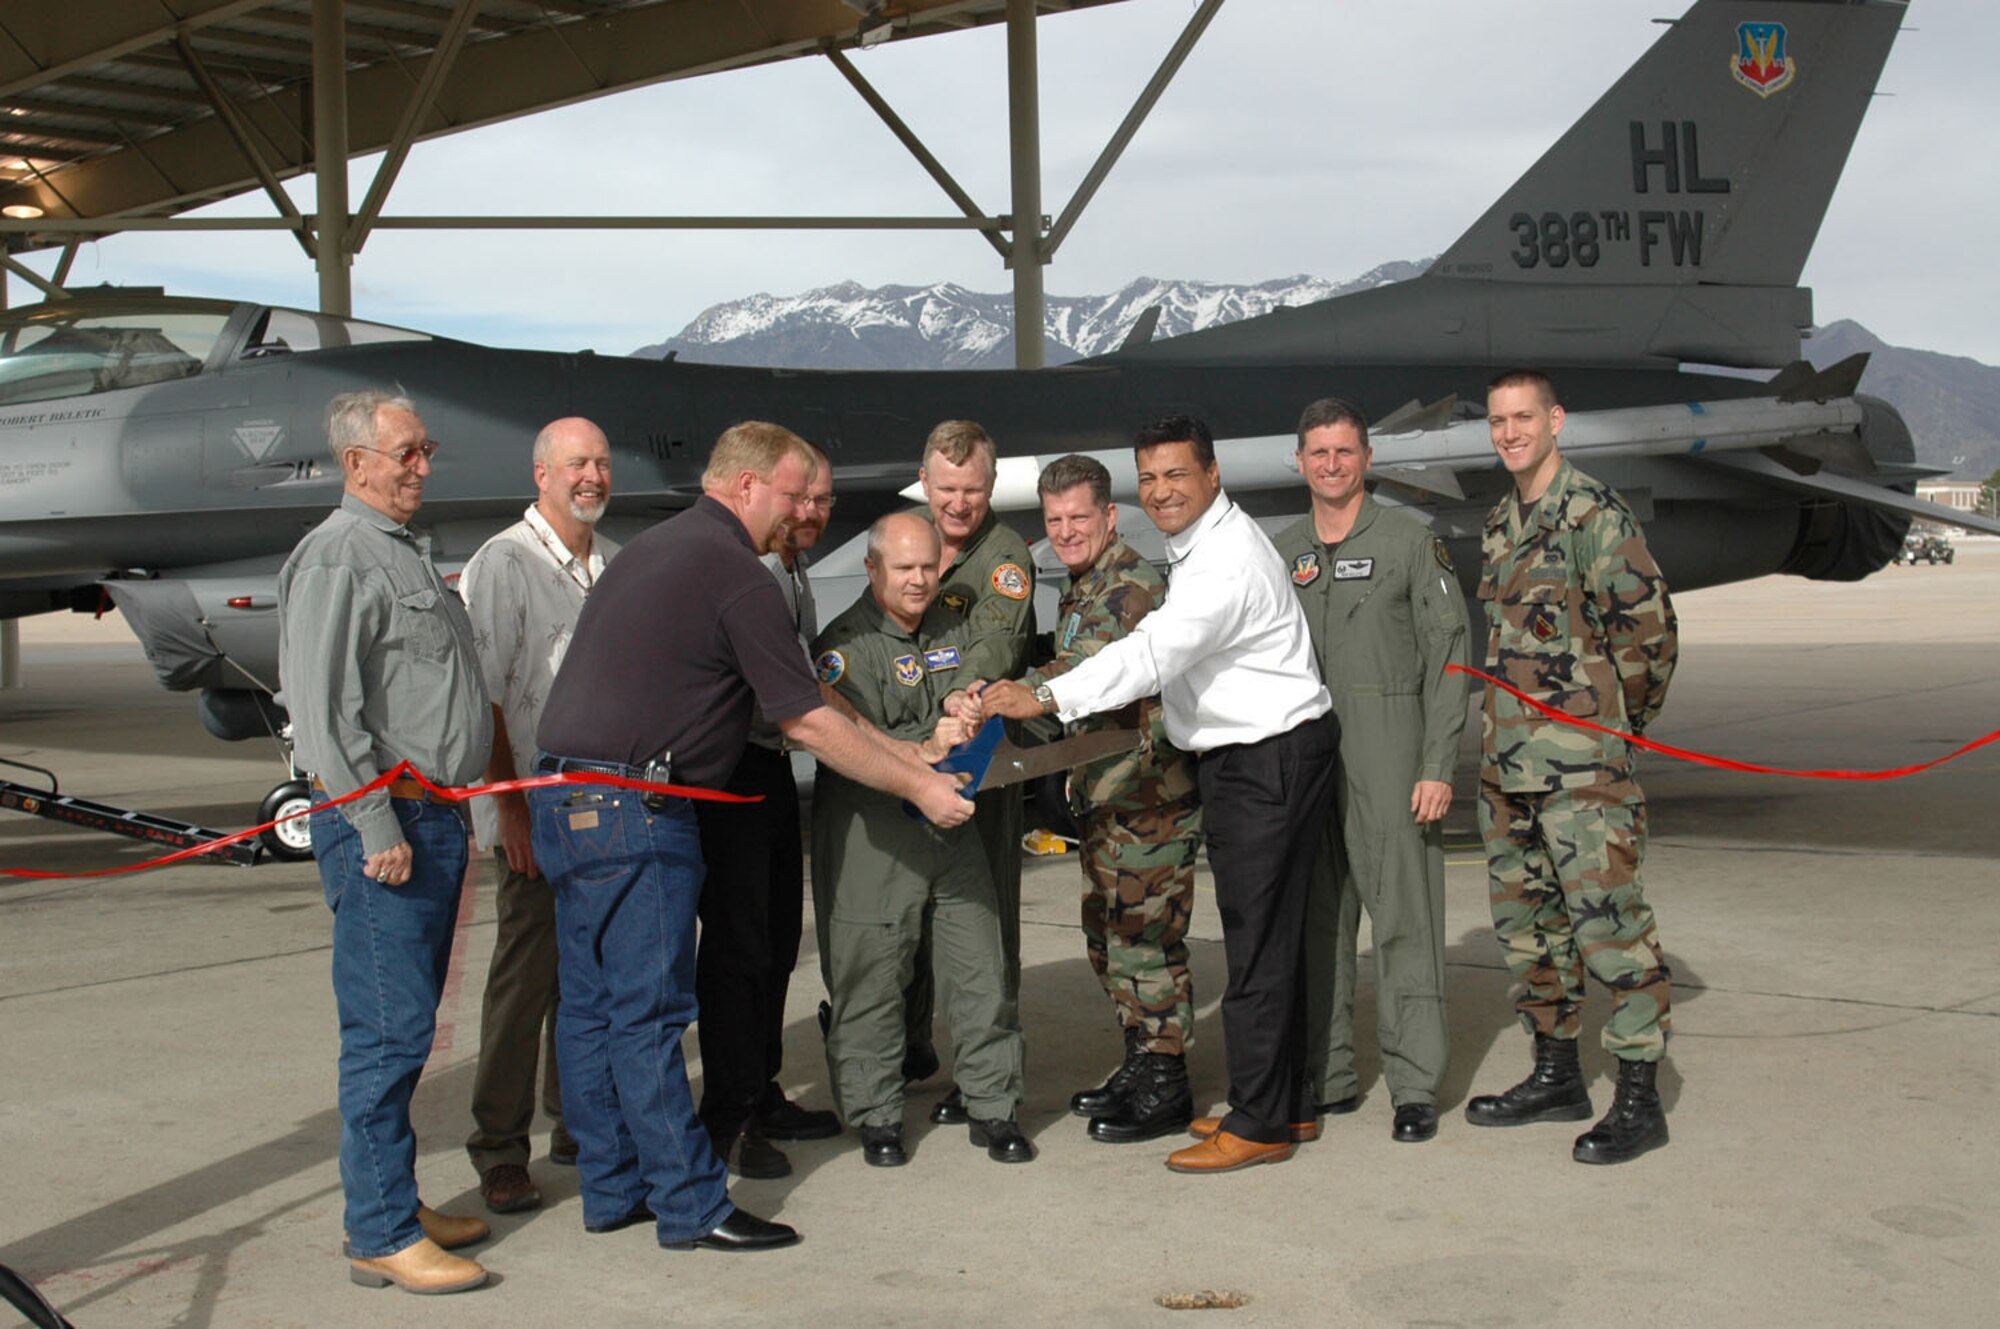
893,654,924,687
815,650,846,684
991,562,1031,601
924,646,961,672
1291,552,1320,586
941,591,972,616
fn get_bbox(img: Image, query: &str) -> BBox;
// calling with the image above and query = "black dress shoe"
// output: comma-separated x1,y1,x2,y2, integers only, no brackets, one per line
754,1093,841,1142
1087,1052,1194,1144
584,1204,653,1235
968,1117,1036,1164
662,1207,800,1252
860,1123,907,1168
1318,1095,1361,1116
928,1086,968,1125
1392,1103,1439,1143
901,1040,940,1085
731,1129,792,1179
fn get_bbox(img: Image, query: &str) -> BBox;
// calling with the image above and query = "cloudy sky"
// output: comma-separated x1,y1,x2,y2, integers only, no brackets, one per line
15,0,1997,364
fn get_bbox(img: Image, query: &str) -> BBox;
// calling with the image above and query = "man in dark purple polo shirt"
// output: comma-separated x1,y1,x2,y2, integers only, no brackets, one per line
532,422,972,1253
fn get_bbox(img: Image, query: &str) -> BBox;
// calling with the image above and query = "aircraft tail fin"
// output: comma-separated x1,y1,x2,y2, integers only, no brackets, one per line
1430,0,1905,289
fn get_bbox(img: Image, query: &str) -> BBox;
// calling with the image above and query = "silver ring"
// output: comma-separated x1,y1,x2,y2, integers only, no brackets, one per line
376,872,391,883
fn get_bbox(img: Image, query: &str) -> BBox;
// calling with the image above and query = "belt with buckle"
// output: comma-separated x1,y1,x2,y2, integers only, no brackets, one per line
310,775,454,805
536,753,676,808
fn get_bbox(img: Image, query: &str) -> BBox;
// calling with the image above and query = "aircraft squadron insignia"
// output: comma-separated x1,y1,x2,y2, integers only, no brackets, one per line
1291,553,1320,586
1432,539,1455,574
815,650,846,685
1732,21,1795,98
941,591,972,616
1334,558,1374,580
991,563,1031,601
924,646,961,672
894,654,924,687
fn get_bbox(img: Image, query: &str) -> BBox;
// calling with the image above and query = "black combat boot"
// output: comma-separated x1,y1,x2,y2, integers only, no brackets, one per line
1464,1033,1593,1126
1069,1027,1145,1118
1571,1058,1668,1164
1087,1053,1195,1143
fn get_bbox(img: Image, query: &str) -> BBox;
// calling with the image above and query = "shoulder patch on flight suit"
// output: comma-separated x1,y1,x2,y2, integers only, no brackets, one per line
991,562,1031,600
1432,538,1455,574
1333,557,1374,580
1290,552,1320,586
923,646,961,671
940,590,972,616
893,654,924,687
815,650,846,684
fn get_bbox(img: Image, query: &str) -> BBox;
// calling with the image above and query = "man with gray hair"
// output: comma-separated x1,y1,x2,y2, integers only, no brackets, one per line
460,417,617,1214
277,389,493,1294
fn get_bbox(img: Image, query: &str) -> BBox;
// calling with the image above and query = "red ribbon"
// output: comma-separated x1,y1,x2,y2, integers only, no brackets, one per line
1449,663,2000,781
2,759,757,881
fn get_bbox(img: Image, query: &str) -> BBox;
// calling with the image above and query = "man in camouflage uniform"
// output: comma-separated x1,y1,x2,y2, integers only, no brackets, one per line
1013,455,1202,1143
1275,399,1468,1146
809,511,1032,1167
1466,369,1678,1165
912,419,1036,1123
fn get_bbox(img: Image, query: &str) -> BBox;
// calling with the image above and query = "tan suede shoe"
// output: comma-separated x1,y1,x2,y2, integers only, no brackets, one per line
349,1236,488,1294
417,1204,490,1251
1165,1130,1296,1173
1188,1115,1320,1144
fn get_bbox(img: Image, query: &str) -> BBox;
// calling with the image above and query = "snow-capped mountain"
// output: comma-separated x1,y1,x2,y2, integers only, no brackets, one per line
631,262,1429,369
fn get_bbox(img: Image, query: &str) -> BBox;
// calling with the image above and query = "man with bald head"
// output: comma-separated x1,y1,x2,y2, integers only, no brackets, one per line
460,417,617,1214
809,511,1031,1167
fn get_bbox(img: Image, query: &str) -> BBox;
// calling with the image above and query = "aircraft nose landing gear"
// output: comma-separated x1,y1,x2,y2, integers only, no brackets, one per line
257,777,315,862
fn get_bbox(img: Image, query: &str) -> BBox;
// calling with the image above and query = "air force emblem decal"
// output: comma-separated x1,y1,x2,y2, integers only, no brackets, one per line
1732,21,1795,98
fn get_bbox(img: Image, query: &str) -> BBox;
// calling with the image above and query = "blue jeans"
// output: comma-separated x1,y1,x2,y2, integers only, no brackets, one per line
310,794,469,1258
528,774,731,1244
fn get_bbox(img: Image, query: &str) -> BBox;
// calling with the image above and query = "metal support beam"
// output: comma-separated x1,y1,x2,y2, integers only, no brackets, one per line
1005,0,1044,369
350,0,482,252
176,36,315,258
0,214,997,235
1,253,63,298
0,620,17,691
824,45,1006,261
1044,0,1222,258
50,241,78,286
313,0,351,315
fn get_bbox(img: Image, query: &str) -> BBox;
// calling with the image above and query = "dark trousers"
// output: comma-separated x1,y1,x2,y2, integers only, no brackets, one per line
693,745,804,1141
1196,713,1339,1144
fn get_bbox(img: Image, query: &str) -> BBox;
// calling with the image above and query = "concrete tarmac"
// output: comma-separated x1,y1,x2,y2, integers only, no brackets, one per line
2,545,1995,1327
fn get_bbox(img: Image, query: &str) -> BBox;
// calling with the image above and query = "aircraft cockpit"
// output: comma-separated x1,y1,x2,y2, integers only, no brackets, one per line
0,292,431,407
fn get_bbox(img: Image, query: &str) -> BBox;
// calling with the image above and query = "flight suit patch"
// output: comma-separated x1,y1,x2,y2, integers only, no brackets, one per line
991,562,1031,601
941,591,972,616
1334,558,1374,580
1529,608,1561,642
893,654,924,687
1432,538,1455,573
924,646,961,672
1291,552,1320,586
815,650,846,684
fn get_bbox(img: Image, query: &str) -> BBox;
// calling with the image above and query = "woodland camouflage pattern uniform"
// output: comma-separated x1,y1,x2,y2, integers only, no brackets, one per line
1023,537,1201,1054
1477,457,1677,1061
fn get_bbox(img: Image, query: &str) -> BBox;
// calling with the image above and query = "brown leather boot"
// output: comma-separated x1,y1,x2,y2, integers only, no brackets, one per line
349,1237,487,1294
417,1204,490,1251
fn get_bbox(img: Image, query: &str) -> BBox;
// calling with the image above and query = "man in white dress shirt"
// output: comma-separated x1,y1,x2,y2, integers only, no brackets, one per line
981,415,1338,1173
460,417,618,1213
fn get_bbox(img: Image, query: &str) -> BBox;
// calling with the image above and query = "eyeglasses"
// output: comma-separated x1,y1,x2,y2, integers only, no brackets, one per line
348,439,440,468
800,495,837,513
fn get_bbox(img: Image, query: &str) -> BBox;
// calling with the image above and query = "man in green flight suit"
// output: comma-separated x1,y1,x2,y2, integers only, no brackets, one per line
1466,369,1677,1166
809,511,1032,1167
1275,398,1470,1145
910,419,1037,1124
1010,454,1202,1144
